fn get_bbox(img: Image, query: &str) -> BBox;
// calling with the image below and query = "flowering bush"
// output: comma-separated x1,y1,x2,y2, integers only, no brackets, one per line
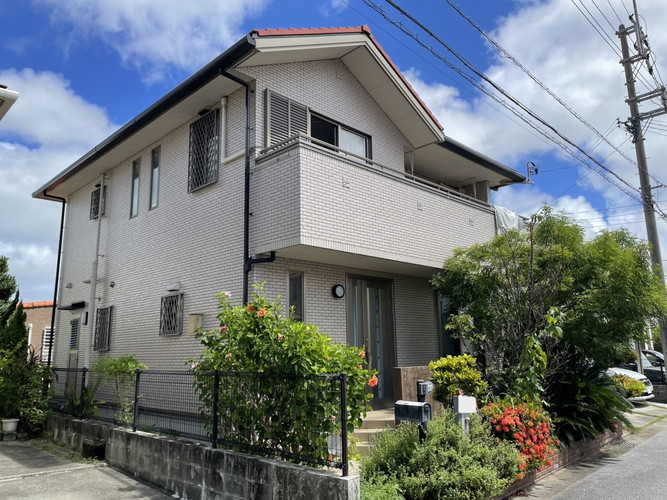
482,400,560,477
191,286,376,464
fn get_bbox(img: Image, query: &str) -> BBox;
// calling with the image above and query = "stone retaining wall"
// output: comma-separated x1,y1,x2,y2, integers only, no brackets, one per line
47,414,359,500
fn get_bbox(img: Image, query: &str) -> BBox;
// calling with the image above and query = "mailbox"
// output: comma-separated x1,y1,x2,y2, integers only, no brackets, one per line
417,380,434,398
394,400,432,423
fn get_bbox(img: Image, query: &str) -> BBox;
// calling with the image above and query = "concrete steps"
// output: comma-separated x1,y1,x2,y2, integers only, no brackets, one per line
353,409,395,456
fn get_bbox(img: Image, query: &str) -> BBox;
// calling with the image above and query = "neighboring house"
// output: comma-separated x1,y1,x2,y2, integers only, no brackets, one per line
33,26,524,405
23,300,55,363
0,84,19,121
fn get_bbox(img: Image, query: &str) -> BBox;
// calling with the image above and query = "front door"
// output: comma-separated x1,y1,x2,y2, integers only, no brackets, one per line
347,277,395,407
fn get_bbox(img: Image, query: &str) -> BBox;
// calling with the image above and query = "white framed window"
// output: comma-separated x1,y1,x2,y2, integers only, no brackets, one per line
266,90,371,159
288,272,304,322
150,146,160,209
160,294,184,336
94,306,113,351
130,158,140,218
188,109,219,192
90,186,107,220
41,327,54,363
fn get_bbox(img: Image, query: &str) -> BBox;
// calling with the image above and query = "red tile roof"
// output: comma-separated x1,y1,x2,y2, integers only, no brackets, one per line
252,26,443,131
23,300,55,309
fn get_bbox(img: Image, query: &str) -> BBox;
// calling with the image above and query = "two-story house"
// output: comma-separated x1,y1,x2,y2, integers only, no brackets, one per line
34,27,524,404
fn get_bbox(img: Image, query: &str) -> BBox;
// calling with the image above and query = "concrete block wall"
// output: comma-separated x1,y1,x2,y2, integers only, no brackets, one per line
48,414,359,500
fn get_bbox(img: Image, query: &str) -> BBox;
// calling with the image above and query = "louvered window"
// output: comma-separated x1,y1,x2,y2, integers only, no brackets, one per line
266,90,308,146
188,109,219,192
69,318,80,350
90,186,107,219
94,306,113,351
160,294,184,336
41,327,54,362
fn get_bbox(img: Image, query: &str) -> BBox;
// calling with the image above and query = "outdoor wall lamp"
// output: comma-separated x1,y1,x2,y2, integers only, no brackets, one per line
332,284,345,299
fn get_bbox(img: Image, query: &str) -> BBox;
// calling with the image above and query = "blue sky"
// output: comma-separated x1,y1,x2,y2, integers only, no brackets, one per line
1,0,666,301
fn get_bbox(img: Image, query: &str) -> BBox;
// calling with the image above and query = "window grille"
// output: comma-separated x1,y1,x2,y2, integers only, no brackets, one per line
160,294,184,336
90,186,107,219
69,318,79,350
94,306,113,351
188,109,219,192
41,327,54,362
266,90,308,146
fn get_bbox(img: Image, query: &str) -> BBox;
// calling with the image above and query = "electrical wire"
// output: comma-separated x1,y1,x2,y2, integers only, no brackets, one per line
371,0,667,219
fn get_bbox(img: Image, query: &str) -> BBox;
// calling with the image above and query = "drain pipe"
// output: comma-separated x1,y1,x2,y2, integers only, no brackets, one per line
83,173,106,372
41,191,66,368
220,69,275,304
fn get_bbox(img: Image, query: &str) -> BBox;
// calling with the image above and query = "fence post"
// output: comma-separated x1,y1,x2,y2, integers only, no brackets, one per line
211,370,220,448
340,373,348,477
132,369,141,432
79,367,87,419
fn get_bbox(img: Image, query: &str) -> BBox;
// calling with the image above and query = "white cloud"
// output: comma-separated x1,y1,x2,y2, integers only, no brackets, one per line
36,0,271,82
319,0,347,17
405,0,667,253
0,69,119,301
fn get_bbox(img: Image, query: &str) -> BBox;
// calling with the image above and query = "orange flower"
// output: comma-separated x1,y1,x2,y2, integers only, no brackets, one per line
277,334,285,341
258,308,267,317
225,353,233,359
246,305,254,312
368,375,379,387
360,351,366,359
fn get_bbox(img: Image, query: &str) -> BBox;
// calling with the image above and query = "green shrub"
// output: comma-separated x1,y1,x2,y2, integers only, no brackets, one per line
191,286,375,464
429,354,488,406
361,410,519,500
93,355,146,424
611,374,645,398
546,364,632,444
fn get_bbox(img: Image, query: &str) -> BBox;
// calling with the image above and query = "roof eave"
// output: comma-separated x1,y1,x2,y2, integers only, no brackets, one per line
33,34,257,200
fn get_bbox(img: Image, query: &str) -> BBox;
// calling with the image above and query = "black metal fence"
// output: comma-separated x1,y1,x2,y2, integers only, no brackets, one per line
49,368,349,475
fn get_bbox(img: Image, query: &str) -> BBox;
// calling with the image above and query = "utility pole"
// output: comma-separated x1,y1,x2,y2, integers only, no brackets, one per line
617,0,667,366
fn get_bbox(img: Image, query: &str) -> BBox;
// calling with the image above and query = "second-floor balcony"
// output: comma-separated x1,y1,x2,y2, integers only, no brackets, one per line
250,134,502,276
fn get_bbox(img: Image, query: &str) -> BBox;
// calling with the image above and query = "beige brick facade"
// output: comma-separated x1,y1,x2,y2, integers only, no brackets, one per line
49,40,506,380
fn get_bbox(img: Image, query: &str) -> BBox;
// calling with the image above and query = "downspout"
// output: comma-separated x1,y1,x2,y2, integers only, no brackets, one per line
84,173,106,372
220,69,275,305
41,191,66,368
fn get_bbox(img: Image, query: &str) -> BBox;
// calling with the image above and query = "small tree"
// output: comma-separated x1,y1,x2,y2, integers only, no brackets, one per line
94,355,147,424
191,286,375,463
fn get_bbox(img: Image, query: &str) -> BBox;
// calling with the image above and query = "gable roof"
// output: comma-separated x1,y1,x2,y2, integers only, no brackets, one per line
34,26,523,200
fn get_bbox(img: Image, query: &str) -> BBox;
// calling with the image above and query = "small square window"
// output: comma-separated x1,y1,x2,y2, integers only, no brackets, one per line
160,294,184,336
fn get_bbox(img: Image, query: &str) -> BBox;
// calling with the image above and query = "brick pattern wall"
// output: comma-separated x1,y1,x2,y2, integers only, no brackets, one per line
251,256,439,366
52,56,486,372
242,59,410,172
252,144,497,270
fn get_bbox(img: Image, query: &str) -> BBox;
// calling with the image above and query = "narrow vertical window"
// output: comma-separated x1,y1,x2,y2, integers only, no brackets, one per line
150,146,160,209
130,158,140,218
289,272,304,321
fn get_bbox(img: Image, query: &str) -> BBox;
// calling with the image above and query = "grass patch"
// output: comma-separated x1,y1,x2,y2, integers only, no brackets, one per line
27,435,101,465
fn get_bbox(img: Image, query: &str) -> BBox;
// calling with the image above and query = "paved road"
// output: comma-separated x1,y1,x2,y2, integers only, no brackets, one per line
0,441,171,500
525,402,667,499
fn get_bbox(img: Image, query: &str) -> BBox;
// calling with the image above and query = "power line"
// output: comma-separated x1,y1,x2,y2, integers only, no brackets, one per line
371,0,667,217
444,0,640,171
